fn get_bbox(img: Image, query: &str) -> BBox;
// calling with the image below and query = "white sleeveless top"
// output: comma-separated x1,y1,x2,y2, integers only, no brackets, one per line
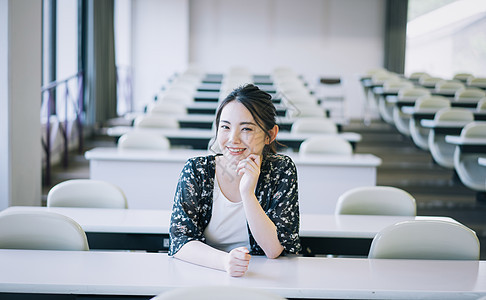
204,178,250,252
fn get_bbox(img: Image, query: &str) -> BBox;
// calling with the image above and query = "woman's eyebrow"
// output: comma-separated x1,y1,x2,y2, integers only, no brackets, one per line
220,120,256,126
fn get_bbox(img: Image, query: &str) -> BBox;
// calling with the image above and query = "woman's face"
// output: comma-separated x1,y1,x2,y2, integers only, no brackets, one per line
217,101,267,164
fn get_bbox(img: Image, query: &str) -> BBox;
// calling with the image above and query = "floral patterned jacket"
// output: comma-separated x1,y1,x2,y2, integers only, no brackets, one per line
168,153,301,256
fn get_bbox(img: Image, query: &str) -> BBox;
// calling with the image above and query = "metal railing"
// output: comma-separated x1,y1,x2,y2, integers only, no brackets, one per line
41,71,84,186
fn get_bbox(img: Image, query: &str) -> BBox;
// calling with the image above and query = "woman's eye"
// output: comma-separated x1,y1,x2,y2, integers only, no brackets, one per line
242,127,253,132
220,125,229,130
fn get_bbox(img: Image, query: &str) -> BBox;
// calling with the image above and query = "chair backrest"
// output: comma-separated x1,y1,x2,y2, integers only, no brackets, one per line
118,131,170,151
419,76,443,88
382,80,413,93
47,179,128,209
147,102,187,115
453,72,474,82
291,118,337,134
454,88,486,101
151,286,285,300
435,80,465,93
0,210,89,251
368,220,480,260
477,98,486,111
460,122,486,139
408,72,429,81
159,90,194,104
335,186,416,216
414,95,450,110
299,135,352,156
133,115,179,129
397,87,430,101
434,107,474,122
287,104,326,118
467,77,486,88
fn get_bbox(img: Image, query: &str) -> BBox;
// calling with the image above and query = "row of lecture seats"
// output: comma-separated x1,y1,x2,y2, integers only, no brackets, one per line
363,68,486,195
115,128,354,158
0,179,480,261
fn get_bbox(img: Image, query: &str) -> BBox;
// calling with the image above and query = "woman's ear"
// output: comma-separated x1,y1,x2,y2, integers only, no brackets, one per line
267,125,279,144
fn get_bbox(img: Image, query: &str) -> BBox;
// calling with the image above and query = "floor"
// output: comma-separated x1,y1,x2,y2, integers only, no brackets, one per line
41,118,486,259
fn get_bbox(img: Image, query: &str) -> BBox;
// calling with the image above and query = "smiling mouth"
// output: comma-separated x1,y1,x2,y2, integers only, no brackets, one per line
226,147,246,155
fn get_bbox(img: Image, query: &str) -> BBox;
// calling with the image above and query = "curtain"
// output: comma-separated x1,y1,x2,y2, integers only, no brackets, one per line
84,0,117,127
384,0,408,74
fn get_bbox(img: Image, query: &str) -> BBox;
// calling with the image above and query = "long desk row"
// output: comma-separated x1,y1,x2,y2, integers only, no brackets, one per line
84,148,380,214
2,206,455,255
105,127,361,150
1,249,485,300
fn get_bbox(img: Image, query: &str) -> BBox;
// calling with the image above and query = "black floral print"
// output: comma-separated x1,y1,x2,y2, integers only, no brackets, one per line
169,153,301,256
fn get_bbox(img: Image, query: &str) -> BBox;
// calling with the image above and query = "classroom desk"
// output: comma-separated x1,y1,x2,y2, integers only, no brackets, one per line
197,82,277,94
1,249,485,300
445,135,486,153
105,127,361,150
1,206,457,256
84,148,377,214
402,107,486,120
175,114,344,131
186,101,287,116
420,119,471,134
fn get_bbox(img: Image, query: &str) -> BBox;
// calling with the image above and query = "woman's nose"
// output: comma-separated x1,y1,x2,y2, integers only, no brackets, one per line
228,129,241,143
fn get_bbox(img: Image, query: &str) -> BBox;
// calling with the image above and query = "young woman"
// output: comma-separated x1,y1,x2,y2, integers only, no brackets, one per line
169,84,301,277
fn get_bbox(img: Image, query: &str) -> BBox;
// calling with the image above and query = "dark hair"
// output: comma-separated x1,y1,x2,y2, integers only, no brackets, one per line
213,84,279,155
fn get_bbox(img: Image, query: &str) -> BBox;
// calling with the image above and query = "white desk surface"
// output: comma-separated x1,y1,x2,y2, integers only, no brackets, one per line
84,148,379,212
479,157,486,166
1,249,485,299
420,119,472,128
445,135,486,145
105,126,362,143
2,206,453,239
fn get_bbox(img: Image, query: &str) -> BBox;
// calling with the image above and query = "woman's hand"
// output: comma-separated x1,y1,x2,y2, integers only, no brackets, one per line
236,154,261,198
224,247,251,277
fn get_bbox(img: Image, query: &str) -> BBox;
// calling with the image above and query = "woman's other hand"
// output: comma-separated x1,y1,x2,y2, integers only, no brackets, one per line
224,247,251,277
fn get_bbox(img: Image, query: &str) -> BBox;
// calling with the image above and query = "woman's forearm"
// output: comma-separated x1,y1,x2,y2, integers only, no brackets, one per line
173,240,227,271
242,194,284,258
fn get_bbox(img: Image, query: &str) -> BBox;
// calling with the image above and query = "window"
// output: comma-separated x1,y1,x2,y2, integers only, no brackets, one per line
405,0,486,78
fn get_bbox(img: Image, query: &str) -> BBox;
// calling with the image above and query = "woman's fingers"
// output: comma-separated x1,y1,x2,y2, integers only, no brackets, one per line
225,247,251,277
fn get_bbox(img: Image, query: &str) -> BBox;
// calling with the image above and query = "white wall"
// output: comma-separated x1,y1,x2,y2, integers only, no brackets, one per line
129,0,386,119
131,0,190,112
188,0,385,118
0,0,42,209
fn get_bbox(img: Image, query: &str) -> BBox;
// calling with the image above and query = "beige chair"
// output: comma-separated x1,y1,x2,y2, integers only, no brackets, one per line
378,80,414,124
287,104,327,118
392,87,431,136
299,135,352,156
47,179,128,208
409,96,450,151
147,101,187,115
291,118,337,134
0,210,89,251
418,76,443,88
453,72,474,83
434,80,465,95
335,186,416,216
408,72,430,82
454,88,486,102
133,115,179,129
467,77,486,89
368,220,480,260
118,131,170,151
151,286,285,300
453,122,486,192
477,98,486,111
428,108,474,169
